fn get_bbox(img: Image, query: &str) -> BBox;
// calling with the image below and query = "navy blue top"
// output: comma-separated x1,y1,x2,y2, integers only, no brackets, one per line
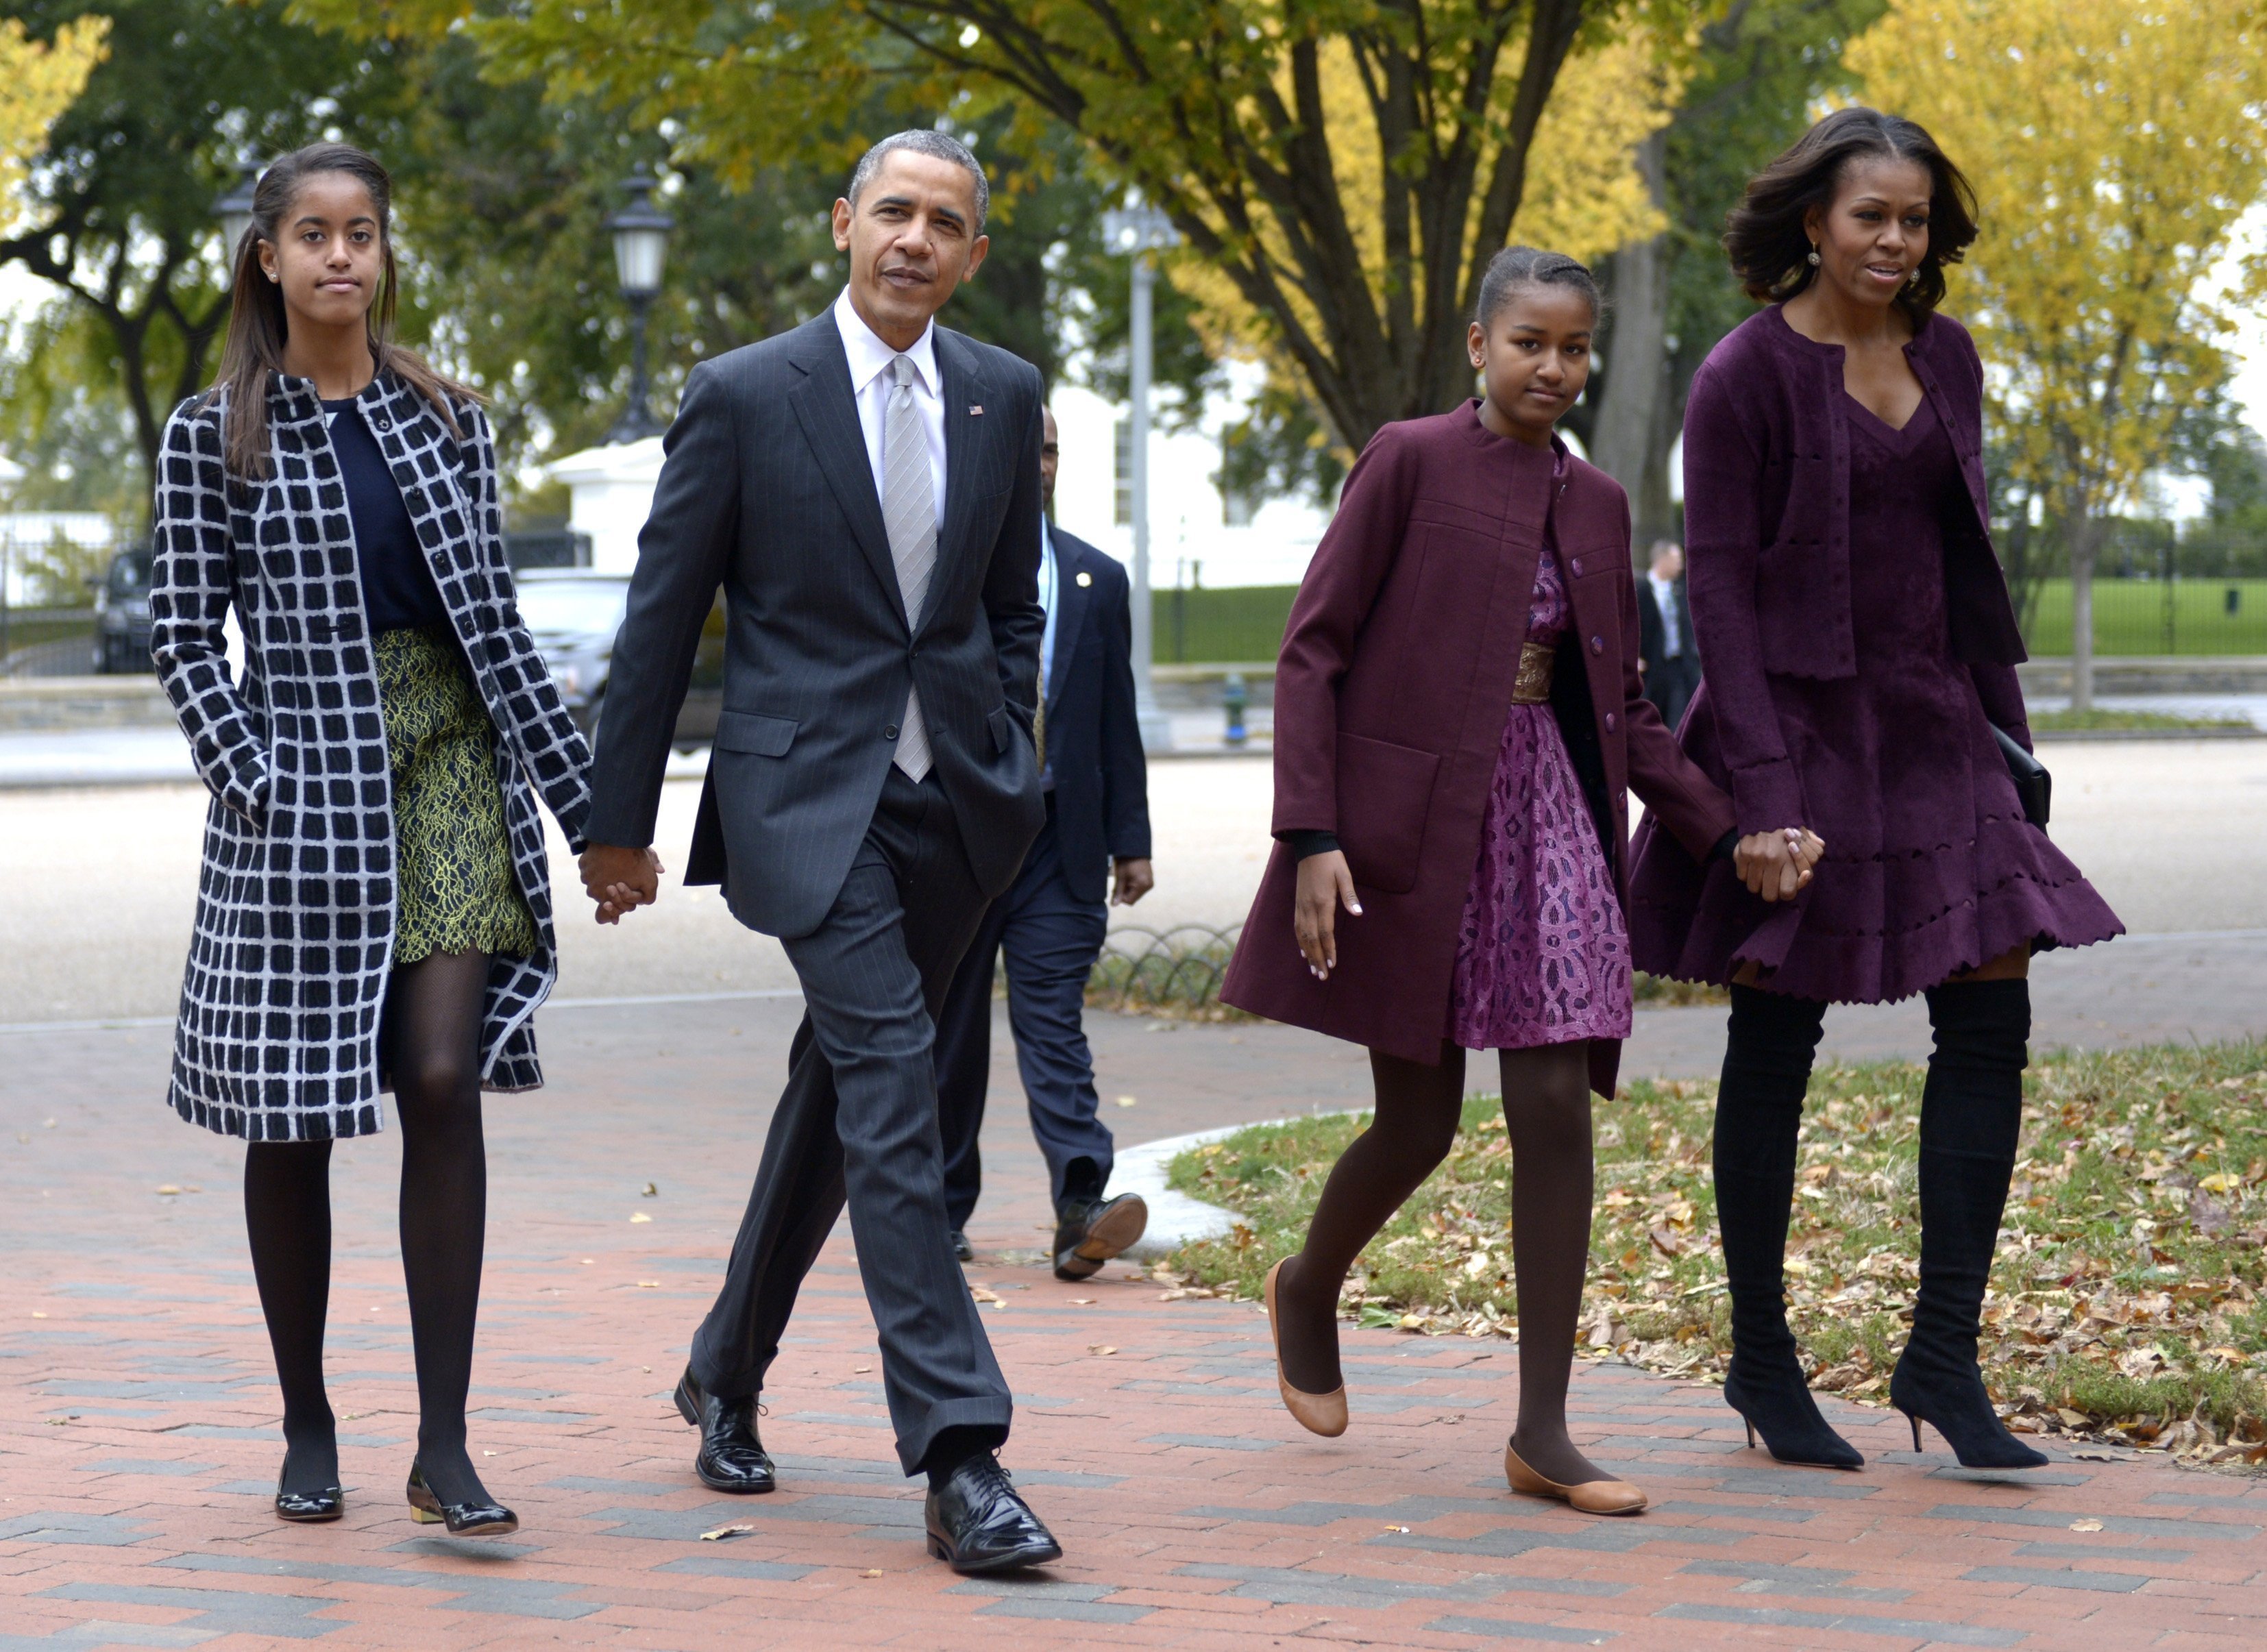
325,397,446,633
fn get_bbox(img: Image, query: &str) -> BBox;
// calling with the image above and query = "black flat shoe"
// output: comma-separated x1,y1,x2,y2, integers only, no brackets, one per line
1053,1192,1148,1281
924,1452,1062,1574
405,1460,518,1536
273,1458,343,1523
674,1365,777,1494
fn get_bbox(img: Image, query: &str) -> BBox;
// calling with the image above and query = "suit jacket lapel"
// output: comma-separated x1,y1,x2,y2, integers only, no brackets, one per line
785,315,904,621
933,332,990,634
1047,531,1094,710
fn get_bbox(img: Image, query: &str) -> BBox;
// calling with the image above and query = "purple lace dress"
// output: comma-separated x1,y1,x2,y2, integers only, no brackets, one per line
1446,531,1634,1050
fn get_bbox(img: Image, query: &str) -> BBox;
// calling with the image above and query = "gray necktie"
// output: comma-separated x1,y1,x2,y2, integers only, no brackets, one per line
882,354,935,780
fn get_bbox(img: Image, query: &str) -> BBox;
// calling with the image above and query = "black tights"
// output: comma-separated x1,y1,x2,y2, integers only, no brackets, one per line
245,949,496,1505
1275,1039,1605,1485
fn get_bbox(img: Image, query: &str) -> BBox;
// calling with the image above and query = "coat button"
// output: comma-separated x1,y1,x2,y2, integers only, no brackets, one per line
373,415,391,432
1570,556,1584,576
883,724,899,740
1590,636,1604,656
1604,711,1617,731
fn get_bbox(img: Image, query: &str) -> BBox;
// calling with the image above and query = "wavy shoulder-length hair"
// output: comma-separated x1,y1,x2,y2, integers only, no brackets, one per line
1724,107,1978,323
206,143,480,478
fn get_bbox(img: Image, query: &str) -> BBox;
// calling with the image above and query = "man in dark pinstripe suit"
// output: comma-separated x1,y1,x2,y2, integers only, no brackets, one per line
578,132,1060,1573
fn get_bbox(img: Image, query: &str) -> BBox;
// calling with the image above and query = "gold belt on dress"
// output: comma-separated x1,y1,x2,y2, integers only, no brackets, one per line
1510,641,1556,704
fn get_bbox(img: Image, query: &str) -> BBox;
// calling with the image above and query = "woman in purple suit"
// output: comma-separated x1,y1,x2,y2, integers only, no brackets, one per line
1628,110,2121,1471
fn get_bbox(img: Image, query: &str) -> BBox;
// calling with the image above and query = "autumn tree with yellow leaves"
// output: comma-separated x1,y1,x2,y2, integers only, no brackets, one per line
310,0,1709,456
0,16,108,234
1849,0,2267,706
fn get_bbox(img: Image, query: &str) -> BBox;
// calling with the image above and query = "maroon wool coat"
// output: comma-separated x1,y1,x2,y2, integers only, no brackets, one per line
1218,404,1738,1094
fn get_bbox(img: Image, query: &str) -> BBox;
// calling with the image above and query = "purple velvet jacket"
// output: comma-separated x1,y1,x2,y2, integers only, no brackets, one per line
1680,306,2030,837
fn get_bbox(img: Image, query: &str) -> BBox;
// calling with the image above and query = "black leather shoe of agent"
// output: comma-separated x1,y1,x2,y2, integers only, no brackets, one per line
951,1229,975,1263
1053,1192,1149,1281
924,1453,1063,1573
674,1366,778,1494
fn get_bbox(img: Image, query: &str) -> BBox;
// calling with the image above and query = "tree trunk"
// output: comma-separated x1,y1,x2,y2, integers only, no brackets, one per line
2067,513,2105,713
1586,129,1669,566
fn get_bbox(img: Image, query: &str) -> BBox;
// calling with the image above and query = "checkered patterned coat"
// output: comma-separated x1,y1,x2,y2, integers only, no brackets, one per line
150,368,593,1142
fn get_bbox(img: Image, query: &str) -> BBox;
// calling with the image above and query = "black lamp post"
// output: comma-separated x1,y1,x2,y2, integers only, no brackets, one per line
212,158,262,282
604,166,674,443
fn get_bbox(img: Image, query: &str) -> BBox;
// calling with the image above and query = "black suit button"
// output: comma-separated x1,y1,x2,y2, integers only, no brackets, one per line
884,724,899,740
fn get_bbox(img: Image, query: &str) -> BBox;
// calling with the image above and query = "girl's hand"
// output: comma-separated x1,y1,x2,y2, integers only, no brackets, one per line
1735,828,1824,903
1293,850,1362,979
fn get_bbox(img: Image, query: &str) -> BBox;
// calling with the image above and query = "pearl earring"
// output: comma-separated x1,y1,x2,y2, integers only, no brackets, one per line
1806,245,1821,267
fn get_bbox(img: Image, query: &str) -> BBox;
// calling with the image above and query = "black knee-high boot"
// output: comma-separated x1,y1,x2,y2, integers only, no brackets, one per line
1713,985,1863,1468
1890,976,2046,1468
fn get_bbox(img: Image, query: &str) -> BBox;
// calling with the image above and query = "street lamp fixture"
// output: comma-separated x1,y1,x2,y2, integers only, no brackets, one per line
605,164,675,445
212,158,263,282
1101,204,1181,755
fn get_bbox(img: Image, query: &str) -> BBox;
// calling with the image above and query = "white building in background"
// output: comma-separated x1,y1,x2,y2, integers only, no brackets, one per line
0,503,119,606
543,371,1339,590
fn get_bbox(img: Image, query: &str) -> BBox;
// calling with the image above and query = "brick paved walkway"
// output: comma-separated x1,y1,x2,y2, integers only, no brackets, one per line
5,999,2264,1649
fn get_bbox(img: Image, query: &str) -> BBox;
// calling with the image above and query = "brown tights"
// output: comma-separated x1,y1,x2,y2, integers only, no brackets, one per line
1273,1038,1606,1485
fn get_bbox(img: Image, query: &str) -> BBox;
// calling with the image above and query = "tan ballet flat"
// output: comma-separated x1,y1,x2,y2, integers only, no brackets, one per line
1264,1259,1348,1438
1504,1441,1647,1516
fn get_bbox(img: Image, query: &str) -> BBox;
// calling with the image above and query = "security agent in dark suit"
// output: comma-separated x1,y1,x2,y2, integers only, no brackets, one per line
577,132,1060,1574
933,407,1155,1279
1637,538,1700,734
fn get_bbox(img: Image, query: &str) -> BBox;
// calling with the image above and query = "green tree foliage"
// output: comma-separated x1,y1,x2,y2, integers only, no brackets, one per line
0,0,410,511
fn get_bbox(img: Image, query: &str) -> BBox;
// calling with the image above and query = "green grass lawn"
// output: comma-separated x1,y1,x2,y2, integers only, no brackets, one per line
2029,707,2257,733
1162,1041,2267,1462
1152,579,2267,665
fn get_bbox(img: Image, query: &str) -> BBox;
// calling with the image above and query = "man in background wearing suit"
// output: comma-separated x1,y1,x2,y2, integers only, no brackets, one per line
933,408,1155,1279
576,131,1062,1573
1637,538,1699,734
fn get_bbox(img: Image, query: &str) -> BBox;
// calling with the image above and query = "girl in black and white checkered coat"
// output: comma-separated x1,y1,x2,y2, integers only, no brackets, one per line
151,144,628,1536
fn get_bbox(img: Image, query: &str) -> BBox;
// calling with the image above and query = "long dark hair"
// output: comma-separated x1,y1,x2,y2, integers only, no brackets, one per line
208,143,478,478
1724,107,1978,321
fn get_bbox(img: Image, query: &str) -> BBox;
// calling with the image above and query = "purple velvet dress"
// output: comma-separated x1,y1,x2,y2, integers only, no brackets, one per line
1643,393,2120,1002
1447,530,1634,1050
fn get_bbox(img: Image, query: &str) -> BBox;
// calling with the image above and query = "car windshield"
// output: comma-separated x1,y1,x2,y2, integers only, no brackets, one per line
515,578,628,634
110,553,153,598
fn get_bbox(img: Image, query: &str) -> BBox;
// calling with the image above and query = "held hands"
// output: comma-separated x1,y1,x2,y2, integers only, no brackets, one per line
1111,857,1155,907
1293,849,1362,980
578,843,665,925
1734,828,1826,903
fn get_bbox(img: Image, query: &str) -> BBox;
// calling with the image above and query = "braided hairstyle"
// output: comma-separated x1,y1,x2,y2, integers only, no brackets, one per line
1473,246,1605,330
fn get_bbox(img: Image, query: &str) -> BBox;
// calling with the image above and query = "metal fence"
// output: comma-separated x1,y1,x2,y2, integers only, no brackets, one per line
1085,923,1244,1018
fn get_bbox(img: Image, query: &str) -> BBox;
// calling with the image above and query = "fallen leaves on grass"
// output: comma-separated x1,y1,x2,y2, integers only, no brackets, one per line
1163,1041,2267,1459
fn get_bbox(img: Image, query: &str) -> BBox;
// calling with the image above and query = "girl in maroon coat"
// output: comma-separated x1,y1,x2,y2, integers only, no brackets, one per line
1221,249,1759,1516
1628,110,2121,1472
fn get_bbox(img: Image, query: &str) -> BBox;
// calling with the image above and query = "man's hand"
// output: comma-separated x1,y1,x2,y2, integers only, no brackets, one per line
1110,857,1154,907
1293,849,1362,980
1734,828,1825,903
580,843,664,925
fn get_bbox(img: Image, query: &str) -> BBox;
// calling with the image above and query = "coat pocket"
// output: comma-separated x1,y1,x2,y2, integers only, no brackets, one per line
1335,732,1440,896
715,710,798,757
986,705,1013,755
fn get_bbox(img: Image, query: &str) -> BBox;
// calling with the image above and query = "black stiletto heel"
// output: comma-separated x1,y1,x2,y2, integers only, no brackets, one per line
1904,1410,1923,1452
405,1459,518,1536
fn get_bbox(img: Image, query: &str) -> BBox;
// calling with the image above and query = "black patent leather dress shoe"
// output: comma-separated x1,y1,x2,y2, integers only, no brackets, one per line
273,1455,343,1523
674,1365,777,1494
924,1453,1062,1573
951,1229,975,1263
405,1460,518,1536
1053,1192,1149,1281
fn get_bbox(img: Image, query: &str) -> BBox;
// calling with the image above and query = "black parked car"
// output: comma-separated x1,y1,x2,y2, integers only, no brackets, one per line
515,569,724,749
93,548,155,674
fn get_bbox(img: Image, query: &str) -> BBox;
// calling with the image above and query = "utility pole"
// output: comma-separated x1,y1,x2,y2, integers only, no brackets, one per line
1103,204,1179,754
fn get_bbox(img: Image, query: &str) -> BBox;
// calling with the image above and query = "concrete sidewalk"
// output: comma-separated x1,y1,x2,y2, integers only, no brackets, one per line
3,991,2264,1649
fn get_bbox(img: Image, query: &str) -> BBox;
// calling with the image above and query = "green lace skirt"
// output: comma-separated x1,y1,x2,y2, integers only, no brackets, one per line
376,626,537,964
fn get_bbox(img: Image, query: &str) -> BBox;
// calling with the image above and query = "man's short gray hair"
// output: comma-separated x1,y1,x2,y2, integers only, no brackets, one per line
846,130,990,230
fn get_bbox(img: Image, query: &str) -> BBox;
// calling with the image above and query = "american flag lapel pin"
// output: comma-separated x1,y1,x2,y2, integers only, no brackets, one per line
968,404,983,416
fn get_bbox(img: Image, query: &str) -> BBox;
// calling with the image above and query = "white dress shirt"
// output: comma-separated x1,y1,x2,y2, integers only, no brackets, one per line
1038,519,1062,698
833,286,947,534
1649,569,1683,658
